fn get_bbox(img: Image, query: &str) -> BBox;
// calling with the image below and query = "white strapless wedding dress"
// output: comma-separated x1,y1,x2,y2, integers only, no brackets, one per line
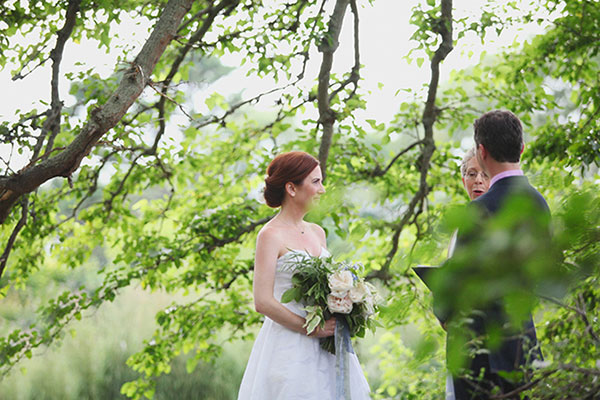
238,248,371,400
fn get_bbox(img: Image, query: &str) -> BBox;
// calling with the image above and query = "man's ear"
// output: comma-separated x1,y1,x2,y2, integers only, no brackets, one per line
478,143,487,160
520,143,524,155
461,177,466,187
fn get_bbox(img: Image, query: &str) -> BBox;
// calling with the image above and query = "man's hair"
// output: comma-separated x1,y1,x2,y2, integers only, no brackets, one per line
473,110,523,163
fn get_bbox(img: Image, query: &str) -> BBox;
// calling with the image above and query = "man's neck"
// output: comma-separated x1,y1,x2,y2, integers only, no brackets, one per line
486,161,521,180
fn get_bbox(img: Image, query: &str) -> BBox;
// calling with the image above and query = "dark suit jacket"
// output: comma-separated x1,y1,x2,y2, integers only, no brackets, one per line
449,175,550,398
473,175,549,216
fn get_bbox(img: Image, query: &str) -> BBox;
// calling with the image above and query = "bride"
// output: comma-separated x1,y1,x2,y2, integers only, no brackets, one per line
238,151,371,399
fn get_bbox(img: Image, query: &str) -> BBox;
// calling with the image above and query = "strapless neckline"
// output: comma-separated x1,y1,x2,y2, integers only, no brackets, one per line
278,246,327,260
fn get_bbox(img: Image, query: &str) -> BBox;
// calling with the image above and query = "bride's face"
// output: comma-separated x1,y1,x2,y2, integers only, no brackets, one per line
289,165,325,208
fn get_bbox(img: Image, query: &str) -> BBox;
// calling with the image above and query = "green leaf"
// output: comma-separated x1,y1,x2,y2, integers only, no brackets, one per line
186,356,199,373
281,288,300,303
205,93,226,110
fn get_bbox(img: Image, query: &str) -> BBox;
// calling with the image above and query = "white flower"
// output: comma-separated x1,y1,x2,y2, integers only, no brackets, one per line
349,280,369,303
328,270,354,294
330,289,348,298
327,293,353,314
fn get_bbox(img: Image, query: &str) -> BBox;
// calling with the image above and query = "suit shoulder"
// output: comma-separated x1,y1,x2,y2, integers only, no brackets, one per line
514,177,550,214
529,186,551,214
471,191,494,213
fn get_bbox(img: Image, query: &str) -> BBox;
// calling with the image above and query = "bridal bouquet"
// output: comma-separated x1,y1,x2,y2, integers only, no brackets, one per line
281,253,382,354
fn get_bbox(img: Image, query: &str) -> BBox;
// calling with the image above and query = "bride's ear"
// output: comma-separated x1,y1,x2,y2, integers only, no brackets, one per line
285,182,296,198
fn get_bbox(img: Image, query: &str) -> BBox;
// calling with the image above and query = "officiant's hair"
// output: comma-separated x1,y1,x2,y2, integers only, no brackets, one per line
460,147,477,177
474,110,523,163
264,151,319,208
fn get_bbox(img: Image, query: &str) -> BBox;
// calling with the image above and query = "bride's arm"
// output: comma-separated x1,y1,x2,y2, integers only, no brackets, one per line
253,227,334,337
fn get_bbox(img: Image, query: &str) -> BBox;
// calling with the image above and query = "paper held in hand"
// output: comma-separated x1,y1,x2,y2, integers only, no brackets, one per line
413,229,458,291
412,264,440,291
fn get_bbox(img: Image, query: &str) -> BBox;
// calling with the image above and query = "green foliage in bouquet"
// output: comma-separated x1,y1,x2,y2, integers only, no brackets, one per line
281,253,382,354
281,254,332,313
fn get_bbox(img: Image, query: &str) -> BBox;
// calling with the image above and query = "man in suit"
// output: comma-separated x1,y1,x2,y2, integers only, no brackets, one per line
444,110,550,399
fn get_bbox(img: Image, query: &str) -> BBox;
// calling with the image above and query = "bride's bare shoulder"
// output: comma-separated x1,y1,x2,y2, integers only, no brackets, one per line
307,222,326,243
257,221,284,242
256,222,287,259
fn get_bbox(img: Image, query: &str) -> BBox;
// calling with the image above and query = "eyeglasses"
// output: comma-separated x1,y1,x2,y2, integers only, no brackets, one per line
464,170,489,180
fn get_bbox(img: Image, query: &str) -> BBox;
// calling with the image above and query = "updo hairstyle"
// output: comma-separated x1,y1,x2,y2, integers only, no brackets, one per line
263,151,319,208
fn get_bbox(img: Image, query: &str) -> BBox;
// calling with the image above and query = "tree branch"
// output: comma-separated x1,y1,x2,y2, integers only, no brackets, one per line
177,4,215,33
0,196,29,279
538,293,600,343
0,209,270,377
0,0,196,225
317,0,350,180
488,369,555,399
575,292,600,343
153,0,322,136
423,0,453,131
153,0,240,150
40,0,82,161
486,363,600,400
369,139,425,177
373,0,453,280
329,0,360,103
10,46,51,82
297,0,327,81
195,80,301,129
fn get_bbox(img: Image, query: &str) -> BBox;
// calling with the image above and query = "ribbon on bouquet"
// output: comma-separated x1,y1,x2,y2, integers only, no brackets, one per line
335,316,354,400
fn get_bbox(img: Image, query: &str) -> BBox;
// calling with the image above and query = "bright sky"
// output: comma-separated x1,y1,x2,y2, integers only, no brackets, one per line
0,1,551,171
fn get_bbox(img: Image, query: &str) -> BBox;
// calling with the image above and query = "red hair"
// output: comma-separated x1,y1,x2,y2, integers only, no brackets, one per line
263,151,319,208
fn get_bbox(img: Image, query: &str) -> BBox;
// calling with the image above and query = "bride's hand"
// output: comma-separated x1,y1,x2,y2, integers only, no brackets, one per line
309,318,336,338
